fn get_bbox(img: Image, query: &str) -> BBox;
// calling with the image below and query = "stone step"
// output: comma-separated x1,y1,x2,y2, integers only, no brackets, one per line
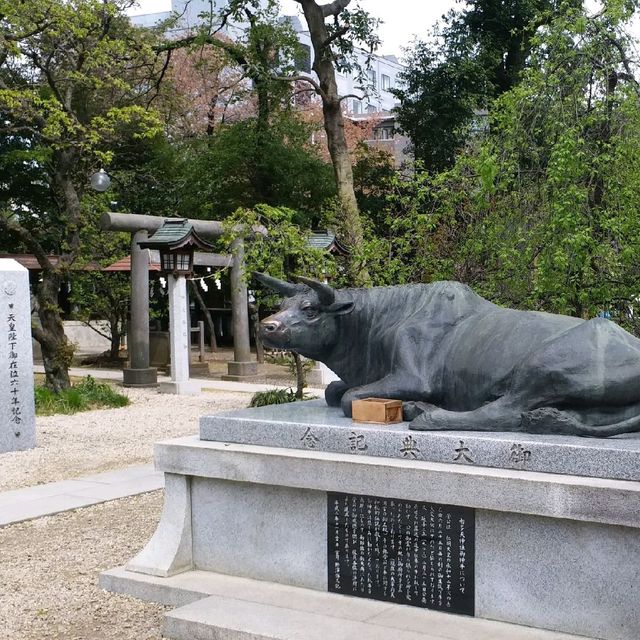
101,567,587,640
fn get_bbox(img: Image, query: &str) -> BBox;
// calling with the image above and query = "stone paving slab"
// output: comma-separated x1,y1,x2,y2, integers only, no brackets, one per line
0,478,113,507
101,567,589,640
0,464,163,527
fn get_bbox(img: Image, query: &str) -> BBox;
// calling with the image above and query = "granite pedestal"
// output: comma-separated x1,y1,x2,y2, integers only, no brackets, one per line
102,402,640,640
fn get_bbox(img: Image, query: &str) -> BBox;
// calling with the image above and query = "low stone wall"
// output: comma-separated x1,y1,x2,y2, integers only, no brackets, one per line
63,320,112,353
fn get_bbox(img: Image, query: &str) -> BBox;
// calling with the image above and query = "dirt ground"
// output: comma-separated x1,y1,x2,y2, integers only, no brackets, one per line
0,378,309,638
0,492,166,640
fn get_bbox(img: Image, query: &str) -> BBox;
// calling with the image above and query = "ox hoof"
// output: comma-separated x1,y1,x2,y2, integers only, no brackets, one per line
407,405,449,431
403,401,438,422
520,407,581,435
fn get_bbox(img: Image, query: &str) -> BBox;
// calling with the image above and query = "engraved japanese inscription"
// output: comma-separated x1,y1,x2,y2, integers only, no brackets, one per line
0,259,35,453
328,492,475,616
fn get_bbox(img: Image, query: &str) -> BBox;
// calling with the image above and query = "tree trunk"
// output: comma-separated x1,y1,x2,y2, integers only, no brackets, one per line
35,148,84,391
298,0,370,286
249,303,264,363
189,279,217,351
109,318,121,360
293,351,305,399
251,77,274,204
33,271,73,392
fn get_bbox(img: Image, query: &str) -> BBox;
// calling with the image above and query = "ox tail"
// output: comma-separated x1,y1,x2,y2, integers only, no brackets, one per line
520,407,640,438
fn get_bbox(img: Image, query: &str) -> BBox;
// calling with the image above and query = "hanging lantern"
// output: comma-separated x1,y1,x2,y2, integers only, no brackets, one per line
89,168,112,192
138,219,213,277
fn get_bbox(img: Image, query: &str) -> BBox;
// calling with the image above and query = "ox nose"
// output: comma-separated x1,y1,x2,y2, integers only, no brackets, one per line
261,320,282,334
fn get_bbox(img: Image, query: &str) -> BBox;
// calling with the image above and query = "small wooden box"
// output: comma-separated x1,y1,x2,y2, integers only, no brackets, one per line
351,398,403,424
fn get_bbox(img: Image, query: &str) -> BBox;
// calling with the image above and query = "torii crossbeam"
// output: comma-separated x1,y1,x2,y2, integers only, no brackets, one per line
99,212,264,387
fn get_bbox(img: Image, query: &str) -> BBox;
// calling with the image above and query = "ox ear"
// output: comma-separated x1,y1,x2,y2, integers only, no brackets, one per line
325,299,354,316
296,276,336,306
253,272,300,297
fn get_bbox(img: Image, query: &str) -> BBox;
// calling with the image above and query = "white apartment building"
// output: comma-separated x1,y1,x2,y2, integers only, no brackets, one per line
286,15,403,115
130,1,404,115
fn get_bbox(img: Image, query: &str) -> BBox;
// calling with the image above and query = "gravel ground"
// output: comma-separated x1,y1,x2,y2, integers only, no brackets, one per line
0,384,256,638
0,492,167,640
0,386,250,491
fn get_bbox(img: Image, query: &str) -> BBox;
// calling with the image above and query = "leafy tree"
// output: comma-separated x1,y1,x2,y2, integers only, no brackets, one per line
377,3,640,328
394,0,575,171
157,0,380,285
68,197,131,361
69,272,129,360
172,112,336,223
352,143,395,229
157,3,303,186
222,204,334,285
0,0,165,390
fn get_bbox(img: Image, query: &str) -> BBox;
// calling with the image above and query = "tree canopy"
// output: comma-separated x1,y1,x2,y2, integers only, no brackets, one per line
373,2,640,331
0,0,165,389
393,0,579,171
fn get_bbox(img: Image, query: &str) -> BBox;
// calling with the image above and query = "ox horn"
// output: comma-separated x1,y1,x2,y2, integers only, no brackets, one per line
253,272,300,297
296,276,336,306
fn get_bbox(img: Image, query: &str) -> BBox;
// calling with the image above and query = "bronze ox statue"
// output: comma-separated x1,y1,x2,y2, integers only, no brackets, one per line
255,273,640,437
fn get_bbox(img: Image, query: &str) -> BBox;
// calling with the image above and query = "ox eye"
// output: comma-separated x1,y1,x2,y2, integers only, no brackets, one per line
301,304,317,318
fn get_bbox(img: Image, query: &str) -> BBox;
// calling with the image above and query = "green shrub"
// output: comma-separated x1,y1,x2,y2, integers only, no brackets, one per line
35,376,129,416
249,388,298,408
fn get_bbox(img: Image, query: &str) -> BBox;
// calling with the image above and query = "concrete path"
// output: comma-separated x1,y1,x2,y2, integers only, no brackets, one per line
0,464,163,528
33,365,325,395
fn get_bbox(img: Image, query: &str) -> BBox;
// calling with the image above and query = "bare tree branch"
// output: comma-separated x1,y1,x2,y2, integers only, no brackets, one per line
0,213,55,272
80,321,112,342
147,48,173,106
156,34,248,67
321,0,351,18
322,24,349,49
271,74,328,101
339,92,364,102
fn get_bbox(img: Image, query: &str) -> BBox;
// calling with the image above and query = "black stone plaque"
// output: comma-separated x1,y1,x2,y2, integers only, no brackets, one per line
328,492,475,616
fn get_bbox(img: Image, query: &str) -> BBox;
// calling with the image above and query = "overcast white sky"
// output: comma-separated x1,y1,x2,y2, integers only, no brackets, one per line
127,0,460,58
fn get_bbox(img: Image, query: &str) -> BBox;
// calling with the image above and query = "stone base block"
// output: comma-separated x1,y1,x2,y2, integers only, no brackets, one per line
221,360,258,381
200,400,640,481
103,433,640,640
123,367,158,387
100,567,584,640
159,380,201,395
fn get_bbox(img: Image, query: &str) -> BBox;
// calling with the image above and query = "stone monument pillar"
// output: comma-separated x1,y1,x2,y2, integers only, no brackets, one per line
160,274,200,395
0,259,36,453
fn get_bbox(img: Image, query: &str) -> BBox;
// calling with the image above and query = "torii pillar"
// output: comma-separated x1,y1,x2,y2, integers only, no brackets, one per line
99,212,262,386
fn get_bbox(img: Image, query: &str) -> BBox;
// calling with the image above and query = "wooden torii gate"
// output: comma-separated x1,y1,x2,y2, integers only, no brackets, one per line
99,212,263,386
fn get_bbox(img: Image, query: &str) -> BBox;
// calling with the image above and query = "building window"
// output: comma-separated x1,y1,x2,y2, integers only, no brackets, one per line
381,74,391,91
366,104,377,114
296,44,311,73
368,69,376,88
374,127,394,141
352,100,361,114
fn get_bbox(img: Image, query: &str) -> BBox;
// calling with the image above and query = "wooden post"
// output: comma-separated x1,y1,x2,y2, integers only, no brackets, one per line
198,320,205,363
